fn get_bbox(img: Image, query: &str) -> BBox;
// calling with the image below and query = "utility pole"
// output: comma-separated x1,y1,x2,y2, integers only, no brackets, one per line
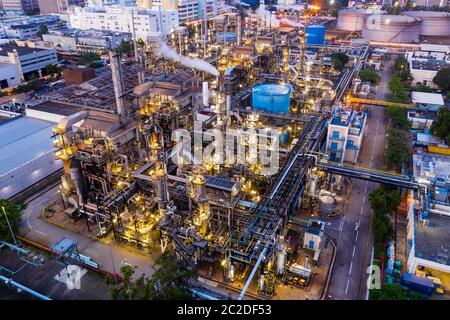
2,206,17,246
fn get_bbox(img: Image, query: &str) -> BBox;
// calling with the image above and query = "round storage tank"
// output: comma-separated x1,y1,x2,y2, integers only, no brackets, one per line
319,195,335,216
337,8,387,32
402,11,450,36
252,84,292,114
306,25,325,45
362,15,421,43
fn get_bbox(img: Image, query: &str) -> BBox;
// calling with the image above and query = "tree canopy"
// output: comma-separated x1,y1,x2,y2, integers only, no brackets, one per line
36,24,48,39
430,107,450,144
0,200,24,242
385,128,409,171
433,68,450,93
116,41,132,57
388,77,408,104
369,187,400,245
331,52,349,71
79,52,101,67
359,69,380,85
370,283,425,300
108,251,194,300
386,106,409,130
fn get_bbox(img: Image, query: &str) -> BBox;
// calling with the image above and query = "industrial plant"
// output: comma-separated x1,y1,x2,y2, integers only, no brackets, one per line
0,0,450,304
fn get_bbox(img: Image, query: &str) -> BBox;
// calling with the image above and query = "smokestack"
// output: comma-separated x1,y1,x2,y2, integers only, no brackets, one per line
237,15,242,46
202,81,209,106
109,50,126,116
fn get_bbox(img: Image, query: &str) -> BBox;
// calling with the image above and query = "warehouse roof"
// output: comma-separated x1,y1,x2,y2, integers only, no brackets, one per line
411,91,445,106
0,44,49,56
0,116,55,176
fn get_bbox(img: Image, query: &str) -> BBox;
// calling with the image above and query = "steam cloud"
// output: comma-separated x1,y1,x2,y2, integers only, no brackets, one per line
157,41,220,77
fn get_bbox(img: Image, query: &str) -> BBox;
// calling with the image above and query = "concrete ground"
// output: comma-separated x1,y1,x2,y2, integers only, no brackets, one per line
0,248,110,300
20,185,156,279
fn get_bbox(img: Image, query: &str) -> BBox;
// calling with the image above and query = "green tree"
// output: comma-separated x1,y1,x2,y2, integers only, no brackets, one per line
385,128,409,170
143,251,194,300
359,69,380,85
430,107,450,144
45,64,61,76
433,68,450,92
386,106,409,129
108,264,147,300
78,52,101,67
388,77,408,103
369,187,401,245
0,200,24,242
331,52,349,71
116,41,132,57
36,24,48,39
370,283,424,300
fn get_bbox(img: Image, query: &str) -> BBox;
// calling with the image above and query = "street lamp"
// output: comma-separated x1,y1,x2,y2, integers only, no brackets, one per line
394,1,399,15
2,206,17,245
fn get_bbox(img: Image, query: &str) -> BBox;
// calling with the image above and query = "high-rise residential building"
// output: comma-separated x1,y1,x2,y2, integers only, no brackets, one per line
68,5,179,39
38,0,85,14
0,0,39,14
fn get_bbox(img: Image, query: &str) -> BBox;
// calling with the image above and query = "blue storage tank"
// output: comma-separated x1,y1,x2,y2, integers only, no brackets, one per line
306,25,325,45
252,84,292,114
217,32,237,43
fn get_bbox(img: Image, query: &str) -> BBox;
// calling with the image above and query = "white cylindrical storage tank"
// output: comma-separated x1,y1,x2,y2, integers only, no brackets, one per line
319,195,335,215
362,15,422,43
337,8,387,32
202,81,209,106
402,11,450,36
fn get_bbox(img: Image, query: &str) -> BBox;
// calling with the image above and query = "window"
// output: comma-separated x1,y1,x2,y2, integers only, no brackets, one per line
332,131,340,139
346,140,354,148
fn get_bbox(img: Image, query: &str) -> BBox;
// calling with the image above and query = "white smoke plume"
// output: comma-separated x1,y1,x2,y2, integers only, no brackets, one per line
157,41,220,77
255,5,280,28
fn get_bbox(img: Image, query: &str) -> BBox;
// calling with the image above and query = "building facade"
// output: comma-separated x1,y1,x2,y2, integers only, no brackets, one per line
38,0,85,14
68,6,179,39
325,107,367,164
0,42,58,80
0,0,39,14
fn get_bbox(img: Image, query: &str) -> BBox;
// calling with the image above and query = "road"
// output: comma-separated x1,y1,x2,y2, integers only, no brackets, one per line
326,57,395,299
19,184,156,278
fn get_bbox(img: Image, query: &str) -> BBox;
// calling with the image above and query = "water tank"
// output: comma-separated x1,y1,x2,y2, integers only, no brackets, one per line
217,32,237,43
306,25,325,45
362,15,421,43
319,195,335,215
337,8,387,32
252,84,292,113
402,11,450,36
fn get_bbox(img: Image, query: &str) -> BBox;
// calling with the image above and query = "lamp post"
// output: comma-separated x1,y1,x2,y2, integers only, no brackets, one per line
2,206,17,245
394,1,399,15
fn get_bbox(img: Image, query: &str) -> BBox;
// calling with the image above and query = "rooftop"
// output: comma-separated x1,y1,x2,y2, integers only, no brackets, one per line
411,91,445,106
411,60,450,72
28,100,83,117
413,152,450,181
0,116,55,176
330,107,366,130
0,44,48,56
415,211,450,267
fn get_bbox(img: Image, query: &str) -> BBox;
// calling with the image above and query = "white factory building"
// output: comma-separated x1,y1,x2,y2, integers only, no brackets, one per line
406,44,450,88
0,42,58,81
0,63,21,89
325,106,367,165
68,5,179,39
0,100,84,199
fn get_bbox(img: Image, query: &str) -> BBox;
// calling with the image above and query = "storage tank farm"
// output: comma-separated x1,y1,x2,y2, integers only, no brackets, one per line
336,8,387,32
306,25,325,45
362,15,422,43
252,84,292,113
402,11,450,36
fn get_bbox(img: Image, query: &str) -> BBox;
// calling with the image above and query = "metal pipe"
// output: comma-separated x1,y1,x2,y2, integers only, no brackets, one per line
238,247,267,300
0,274,52,300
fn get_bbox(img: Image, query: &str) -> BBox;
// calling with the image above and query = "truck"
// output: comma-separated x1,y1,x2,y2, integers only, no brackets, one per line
400,273,434,296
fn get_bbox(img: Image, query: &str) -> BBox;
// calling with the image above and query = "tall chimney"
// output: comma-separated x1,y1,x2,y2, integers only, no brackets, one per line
202,81,209,106
237,15,242,46
109,50,126,116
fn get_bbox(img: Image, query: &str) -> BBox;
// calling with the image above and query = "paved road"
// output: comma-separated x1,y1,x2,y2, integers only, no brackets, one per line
326,55,396,300
19,185,155,278
326,105,387,300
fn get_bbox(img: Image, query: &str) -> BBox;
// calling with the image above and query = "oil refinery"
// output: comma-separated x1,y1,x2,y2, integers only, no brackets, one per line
0,0,450,306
